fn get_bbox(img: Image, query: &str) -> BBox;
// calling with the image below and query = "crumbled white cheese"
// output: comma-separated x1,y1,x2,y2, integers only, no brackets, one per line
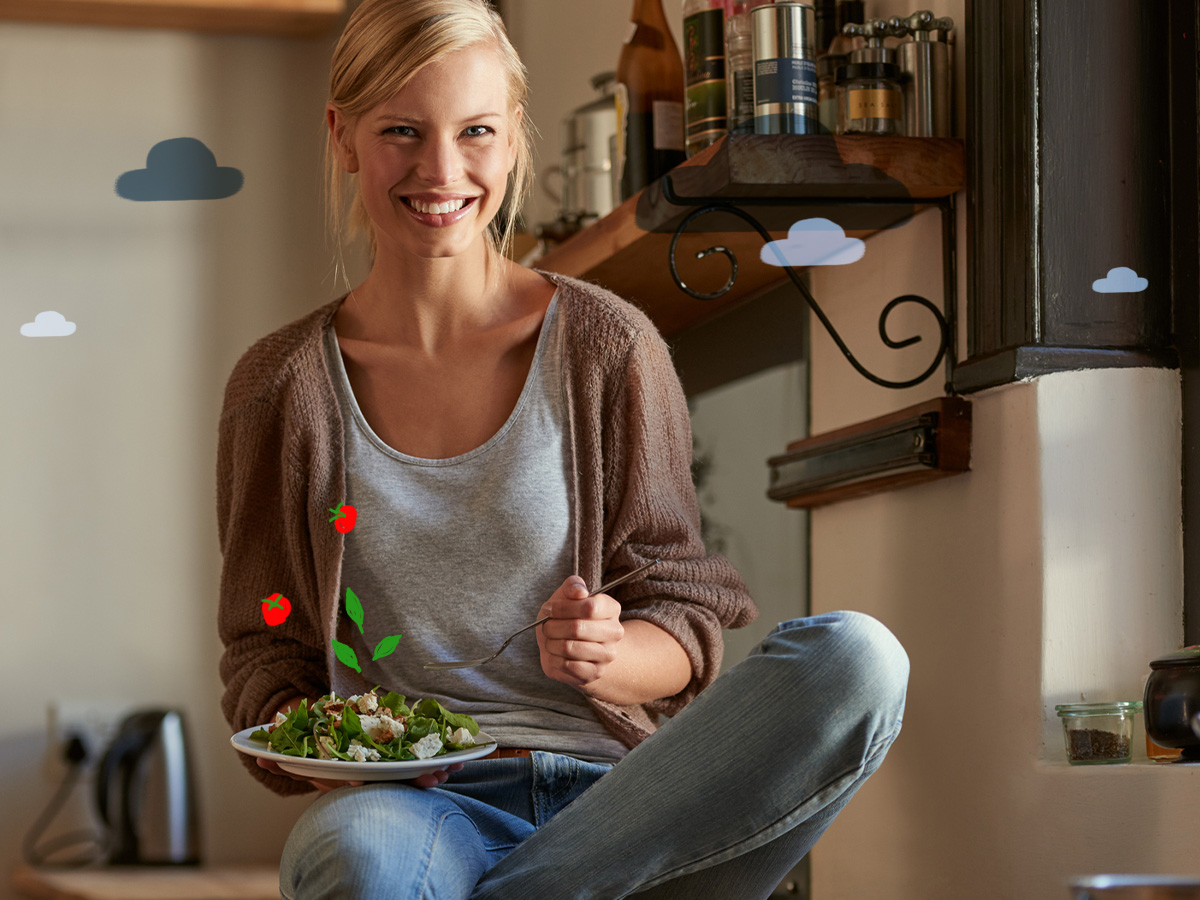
356,693,379,714
446,727,474,746
357,714,405,744
347,740,381,762
273,711,288,728
411,733,444,760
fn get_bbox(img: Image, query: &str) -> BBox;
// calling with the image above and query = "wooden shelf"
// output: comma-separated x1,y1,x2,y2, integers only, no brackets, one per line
537,134,964,339
0,0,345,36
12,864,280,900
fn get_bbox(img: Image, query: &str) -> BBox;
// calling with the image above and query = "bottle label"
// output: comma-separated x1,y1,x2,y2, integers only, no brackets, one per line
847,87,901,120
652,100,684,151
684,8,728,147
614,82,629,187
754,57,819,107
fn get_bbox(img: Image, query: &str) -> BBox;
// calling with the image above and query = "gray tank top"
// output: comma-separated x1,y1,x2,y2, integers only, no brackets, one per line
322,293,628,763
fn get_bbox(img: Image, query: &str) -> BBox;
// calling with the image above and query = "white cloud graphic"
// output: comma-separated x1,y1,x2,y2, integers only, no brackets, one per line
1092,266,1148,293
20,311,77,337
760,218,865,268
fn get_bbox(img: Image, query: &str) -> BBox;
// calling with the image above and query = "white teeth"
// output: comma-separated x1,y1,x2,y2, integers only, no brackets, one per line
410,198,467,215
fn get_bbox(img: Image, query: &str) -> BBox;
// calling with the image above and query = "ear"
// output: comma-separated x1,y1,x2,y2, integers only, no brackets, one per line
326,104,360,174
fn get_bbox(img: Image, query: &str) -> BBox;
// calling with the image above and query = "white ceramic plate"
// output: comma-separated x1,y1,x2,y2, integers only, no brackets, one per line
230,725,497,781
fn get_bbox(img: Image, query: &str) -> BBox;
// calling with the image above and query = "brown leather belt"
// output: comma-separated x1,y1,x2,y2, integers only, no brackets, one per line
480,747,534,759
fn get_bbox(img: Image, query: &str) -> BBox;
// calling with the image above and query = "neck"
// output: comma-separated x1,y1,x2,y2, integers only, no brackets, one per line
343,239,514,353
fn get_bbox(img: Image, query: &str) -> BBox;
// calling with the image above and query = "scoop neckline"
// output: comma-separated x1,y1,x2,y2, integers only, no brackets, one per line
326,291,560,467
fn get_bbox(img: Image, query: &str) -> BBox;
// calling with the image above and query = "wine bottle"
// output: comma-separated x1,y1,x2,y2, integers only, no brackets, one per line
725,1,754,134
615,0,686,200
682,0,727,157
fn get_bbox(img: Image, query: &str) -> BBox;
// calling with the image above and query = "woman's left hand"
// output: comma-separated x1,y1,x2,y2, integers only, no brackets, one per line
536,576,624,691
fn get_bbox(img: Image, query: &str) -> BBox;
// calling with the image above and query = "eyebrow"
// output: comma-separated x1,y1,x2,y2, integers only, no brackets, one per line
373,112,506,125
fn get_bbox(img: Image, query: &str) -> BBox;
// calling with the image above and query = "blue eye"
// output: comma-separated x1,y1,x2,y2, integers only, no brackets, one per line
464,125,494,137
384,125,416,137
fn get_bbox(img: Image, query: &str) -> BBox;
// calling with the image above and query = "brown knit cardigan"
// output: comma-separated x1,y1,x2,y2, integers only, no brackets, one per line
216,272,757,795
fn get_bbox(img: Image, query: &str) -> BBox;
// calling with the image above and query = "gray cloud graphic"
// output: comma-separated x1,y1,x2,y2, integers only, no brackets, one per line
21,311,76,337
116,137,243,201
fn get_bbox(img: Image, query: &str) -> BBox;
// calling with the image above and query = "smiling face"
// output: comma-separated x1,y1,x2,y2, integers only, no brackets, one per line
329,45,519,264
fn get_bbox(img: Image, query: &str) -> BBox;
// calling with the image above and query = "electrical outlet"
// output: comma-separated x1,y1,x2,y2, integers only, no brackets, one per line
47,700,136,776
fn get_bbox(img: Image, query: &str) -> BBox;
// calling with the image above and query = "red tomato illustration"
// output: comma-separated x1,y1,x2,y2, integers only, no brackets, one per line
261,593,291,627
328,504,357,533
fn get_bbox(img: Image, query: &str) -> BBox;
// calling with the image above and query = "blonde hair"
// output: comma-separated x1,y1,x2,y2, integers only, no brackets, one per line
324,0,534,284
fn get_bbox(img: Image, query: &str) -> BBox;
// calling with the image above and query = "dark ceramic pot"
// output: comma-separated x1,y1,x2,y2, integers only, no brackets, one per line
1144,645,1200,761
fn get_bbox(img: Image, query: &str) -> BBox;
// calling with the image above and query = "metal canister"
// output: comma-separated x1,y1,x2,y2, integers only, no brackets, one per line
559,72,619,222
751,2,822,134
893,10,954,137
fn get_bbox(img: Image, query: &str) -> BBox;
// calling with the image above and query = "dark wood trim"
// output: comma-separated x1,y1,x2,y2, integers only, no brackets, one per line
959,0,1176,392
954,346,1179,395
1172,0,1200,645
964,0,1035,356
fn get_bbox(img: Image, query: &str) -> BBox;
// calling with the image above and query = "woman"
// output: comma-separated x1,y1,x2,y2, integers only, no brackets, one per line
216,1,909,897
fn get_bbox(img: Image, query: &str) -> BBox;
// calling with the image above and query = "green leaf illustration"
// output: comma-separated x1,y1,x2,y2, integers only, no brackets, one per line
331,639,361,673
371,633,402,661
345,587,365,634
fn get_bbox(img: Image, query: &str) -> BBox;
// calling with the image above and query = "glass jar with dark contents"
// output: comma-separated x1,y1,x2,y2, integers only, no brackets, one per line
836,61,902,135
1054,701,1141,765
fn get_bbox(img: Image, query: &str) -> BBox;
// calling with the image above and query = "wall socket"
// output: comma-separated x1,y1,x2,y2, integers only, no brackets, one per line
47,700,136,776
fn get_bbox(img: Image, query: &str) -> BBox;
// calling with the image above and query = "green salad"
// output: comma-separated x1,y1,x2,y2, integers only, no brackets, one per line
250,688,483,762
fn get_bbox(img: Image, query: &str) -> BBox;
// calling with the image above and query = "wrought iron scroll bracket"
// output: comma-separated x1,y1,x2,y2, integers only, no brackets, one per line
661,174,957,392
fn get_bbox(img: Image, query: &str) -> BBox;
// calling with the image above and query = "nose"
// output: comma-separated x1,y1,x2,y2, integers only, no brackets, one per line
416,134,464,187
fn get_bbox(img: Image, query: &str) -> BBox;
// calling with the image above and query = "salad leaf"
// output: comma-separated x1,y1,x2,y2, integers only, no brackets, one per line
345,588,365,634
342,704,362,737
331,640,361,673
413,698,479,736
405,716,438,741
247,689,483,763
372,634,402,661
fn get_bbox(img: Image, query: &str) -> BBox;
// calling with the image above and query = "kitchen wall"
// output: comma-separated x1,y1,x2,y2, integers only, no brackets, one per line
797,1,1200,897
0,24,342,891
5,3,1195,900
0,3,789,894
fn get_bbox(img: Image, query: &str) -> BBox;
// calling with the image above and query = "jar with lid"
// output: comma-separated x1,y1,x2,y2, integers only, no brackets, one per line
836,61,903,135
1054,701,1142,765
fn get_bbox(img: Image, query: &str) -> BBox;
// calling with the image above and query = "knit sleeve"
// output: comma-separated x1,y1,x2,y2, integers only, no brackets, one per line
216,394,326,796
602,325,758,717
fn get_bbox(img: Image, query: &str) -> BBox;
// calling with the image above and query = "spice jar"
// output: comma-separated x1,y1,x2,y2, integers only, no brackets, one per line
1054,701,1141,765
836,62,903,135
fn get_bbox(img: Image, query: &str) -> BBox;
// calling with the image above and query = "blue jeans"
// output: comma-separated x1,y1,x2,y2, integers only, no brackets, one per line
280,611,909,900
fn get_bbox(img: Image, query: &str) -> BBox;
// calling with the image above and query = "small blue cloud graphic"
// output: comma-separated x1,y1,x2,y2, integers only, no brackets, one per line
21,311,76,337
1092,266,1148,293
760,218,865,268
116,137,243,201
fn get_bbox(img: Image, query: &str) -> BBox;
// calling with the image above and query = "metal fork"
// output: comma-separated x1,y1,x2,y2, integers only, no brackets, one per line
423,559,661,670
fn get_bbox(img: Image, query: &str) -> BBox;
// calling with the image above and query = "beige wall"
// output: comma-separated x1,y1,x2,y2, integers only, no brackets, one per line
796,3,1200,897
0,24,341,891
5,2,1195,899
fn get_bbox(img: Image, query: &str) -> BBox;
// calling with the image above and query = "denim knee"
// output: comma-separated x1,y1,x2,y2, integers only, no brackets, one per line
765,610,909,738
281,784,487,900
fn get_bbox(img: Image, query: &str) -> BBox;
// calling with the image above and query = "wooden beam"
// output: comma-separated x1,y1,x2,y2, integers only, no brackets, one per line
0,0,345,36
